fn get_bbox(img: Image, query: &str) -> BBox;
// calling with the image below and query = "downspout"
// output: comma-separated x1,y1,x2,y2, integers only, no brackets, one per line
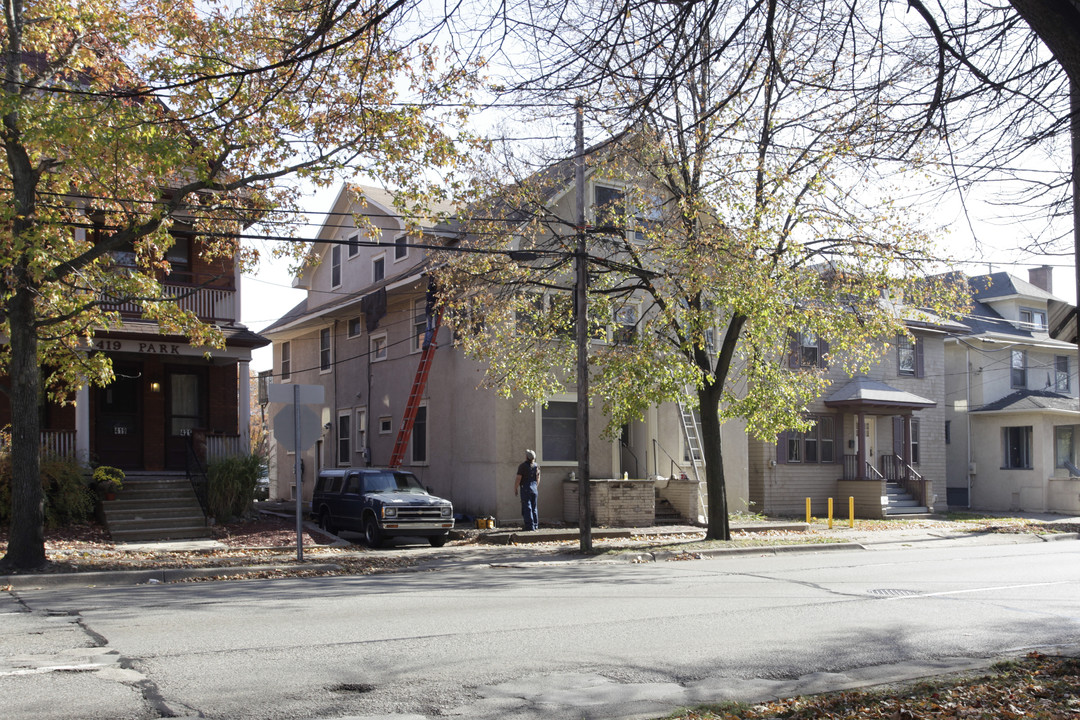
966,346,973,509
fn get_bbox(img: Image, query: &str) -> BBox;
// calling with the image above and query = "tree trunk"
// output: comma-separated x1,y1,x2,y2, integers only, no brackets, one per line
1,283,45,570
1008,0,1080,86
699,383,730,541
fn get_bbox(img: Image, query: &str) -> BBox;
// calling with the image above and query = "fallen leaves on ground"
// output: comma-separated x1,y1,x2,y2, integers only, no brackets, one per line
667,652,1080,720
0,516,420,577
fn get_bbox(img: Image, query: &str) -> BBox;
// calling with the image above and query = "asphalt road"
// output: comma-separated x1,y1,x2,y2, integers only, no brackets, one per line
3,538,1079,720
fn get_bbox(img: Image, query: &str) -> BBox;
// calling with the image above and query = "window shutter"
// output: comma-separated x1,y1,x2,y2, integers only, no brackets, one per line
788,333,799,369
776,432,789,464
835,416,843,463
914,337,925,378
818,337,829,369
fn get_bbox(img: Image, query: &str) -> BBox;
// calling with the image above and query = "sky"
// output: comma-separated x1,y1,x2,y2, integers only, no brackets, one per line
240,181,1078,375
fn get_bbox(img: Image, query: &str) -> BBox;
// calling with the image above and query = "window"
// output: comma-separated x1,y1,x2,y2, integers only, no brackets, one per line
372,255,385,283
330,245,341,288
1003,425,1033,469
412,298,428,352
412,405,428,464
1019,307,1047,331
1056,355,1070,392
896,334,924,377
778,416,837,464
789,332,827,369
319,328,332,372
1011,350,1027,388
395,234,408,261
613,305,638,345
355,409,367,458
593,184,625,232
166,232,192,281
337,412,350,465
910,419,920,464
346,233,359,258
280,341,291,381
1055,426,1074,469
347,317,363,339
379,416,392,434
370,333,387,361
542,401,577,462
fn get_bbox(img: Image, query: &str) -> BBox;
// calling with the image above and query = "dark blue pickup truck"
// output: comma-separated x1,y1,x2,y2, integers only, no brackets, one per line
311,468,454,547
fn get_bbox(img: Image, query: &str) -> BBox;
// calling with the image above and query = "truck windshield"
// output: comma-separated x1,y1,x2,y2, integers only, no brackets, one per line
365,472,426,493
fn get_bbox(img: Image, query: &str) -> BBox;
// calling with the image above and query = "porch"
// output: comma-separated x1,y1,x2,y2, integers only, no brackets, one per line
826,377,937,519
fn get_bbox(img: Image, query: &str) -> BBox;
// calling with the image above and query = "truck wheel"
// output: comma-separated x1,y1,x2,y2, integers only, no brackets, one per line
363,516,383,548
429,535,448,548
319,509,335,535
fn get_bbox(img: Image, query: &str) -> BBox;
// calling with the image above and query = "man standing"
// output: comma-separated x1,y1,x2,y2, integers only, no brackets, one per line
514,449,540,531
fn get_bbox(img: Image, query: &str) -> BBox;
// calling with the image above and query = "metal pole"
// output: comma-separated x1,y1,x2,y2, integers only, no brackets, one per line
294,384,304,562
1071,81,1079,414
575,99,592,552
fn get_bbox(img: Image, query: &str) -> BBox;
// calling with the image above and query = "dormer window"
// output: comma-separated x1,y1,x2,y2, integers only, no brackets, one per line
1019,307,1046,331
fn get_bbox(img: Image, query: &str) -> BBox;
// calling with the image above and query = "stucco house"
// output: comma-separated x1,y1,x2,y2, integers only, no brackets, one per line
748,307,968,519
262,181,748,527
944,267,1080,514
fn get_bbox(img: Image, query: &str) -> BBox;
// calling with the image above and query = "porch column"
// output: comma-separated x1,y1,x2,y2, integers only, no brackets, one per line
902,415,913,480
238,360,251,454
75,384,90,461
856,411,867,479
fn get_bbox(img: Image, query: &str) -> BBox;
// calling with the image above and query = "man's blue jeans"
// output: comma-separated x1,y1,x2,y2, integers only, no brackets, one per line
520,483,538,530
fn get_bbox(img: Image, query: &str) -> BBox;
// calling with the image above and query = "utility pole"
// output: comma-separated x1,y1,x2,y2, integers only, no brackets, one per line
574,98,593,552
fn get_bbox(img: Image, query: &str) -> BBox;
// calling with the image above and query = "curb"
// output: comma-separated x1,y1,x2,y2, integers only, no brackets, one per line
1,563,343,591
607,541,866,563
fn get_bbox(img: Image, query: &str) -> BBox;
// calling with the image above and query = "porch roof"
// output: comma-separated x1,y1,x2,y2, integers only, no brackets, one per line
972,389,1080,415
823,377,935,410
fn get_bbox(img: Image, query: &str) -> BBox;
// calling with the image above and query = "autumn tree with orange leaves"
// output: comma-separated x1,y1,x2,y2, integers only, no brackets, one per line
0,0,478,570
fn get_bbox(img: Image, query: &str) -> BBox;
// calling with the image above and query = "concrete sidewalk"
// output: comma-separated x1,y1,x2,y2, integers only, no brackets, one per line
3,513,1076,591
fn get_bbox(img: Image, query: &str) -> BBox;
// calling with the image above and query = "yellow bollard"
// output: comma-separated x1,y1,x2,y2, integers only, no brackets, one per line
806,497,811,524
849,496,855,528
828,498,834,529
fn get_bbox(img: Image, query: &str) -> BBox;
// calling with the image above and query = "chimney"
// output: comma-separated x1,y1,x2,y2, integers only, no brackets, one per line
1028,265,1053,294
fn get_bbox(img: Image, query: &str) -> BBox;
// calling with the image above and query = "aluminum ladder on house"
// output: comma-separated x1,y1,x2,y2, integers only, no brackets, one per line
677,400,708,524
388,308,442,469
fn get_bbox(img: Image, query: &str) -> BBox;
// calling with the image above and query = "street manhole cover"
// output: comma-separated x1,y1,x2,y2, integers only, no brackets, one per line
867,588,922,597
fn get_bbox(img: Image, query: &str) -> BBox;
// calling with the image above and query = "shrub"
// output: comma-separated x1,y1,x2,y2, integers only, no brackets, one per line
206,454,264,521
0,452,94,528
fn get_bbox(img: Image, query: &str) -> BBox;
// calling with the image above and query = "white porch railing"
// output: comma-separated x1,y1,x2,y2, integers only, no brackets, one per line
0,430,78,459
101,283,236,322
206,434,247,462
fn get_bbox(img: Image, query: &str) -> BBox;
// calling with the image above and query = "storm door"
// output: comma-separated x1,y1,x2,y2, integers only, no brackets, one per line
165,369,207,469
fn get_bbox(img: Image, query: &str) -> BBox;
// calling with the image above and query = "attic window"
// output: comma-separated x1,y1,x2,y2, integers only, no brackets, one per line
593,185,625,232
1019,308,1046,330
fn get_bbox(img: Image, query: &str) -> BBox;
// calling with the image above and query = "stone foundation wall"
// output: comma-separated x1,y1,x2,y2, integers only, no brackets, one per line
562,478,655,527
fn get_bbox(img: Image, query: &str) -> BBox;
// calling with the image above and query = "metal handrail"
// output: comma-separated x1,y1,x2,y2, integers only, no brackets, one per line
184,435,210,518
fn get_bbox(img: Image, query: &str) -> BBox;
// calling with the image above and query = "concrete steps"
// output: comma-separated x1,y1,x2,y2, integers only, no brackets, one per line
885,482,929,515
654,492,685,525
102,473,210,542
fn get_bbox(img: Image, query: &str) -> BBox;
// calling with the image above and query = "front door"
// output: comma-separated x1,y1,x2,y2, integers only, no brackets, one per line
858,416,876,461
95,363,143,469
165,369,207,470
